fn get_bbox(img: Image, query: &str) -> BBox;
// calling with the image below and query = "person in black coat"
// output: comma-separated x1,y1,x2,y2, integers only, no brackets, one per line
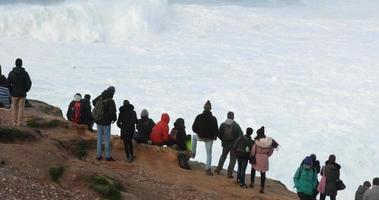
171,118,189,151
233,127,254,188
117,100,138,162
7,58,32,126
135,109,155,144
79,94,94,131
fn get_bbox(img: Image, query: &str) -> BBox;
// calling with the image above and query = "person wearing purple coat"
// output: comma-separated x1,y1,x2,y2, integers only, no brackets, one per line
250,126,276,193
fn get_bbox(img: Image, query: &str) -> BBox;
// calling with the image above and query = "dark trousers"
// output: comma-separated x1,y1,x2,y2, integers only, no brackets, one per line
216,146,236,176
251,168,266,188
123,137,133,159
320,194,336,200
298,192,313,200
236,158,248,185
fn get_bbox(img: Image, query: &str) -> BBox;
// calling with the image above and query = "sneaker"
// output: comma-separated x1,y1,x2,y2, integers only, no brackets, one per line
249,183,254,188
96,156,102,161
240,184,248,189
205,169,214,176
214,168,221,175
106,157,116,161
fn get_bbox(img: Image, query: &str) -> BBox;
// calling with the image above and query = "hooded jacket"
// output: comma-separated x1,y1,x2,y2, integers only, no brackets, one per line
192,111,219,140
117,103,137,137
251,137,275,172
321,161,341,196
92,89,117,126
218,119,243,148
79,98,93,124
7,67,32,97
150,113,171,144
294,165,318,195
136,117,155,142
171,118,187,151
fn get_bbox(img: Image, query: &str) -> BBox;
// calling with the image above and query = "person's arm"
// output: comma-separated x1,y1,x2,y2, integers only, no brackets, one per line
192,115,199,134
116,112,122,128
218,123,224,140
24,72,32,93
250,144,256,157
268,147,274,157
293,167,301,188
235,123,243,139
110,100,117,123
232,136,241,151
66,102,73,120
213,117,219,139
134,111,138,125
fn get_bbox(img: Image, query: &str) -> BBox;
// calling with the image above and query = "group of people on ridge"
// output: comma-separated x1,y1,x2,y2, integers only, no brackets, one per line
354,178,379,200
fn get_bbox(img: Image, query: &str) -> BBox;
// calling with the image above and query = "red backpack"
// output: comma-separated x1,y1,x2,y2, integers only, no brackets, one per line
72,102,81,123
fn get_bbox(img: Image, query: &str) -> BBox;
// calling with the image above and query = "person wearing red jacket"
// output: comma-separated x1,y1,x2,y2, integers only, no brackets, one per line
150,113,175,146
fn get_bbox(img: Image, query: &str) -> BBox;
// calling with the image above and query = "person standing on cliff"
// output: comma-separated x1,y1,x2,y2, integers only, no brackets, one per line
191,100,219,176
215,111,243,178
117,100,138,162
92,86,117,161
7,58,32,126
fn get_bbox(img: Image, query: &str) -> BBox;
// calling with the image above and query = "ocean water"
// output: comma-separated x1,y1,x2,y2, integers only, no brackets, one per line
1,0,378,198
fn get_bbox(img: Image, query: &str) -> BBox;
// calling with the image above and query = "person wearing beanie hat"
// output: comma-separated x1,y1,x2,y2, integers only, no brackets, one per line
215,111,243,178
0,65,11,108
117,99,138,162
79,94,94,131
135,109,155,144
355,181,371,200
7,58,32,126
191,100,219,176
294,156,318,200
92,86,117,161
319,155,342,200
363,178,379,200
233,127,254,188
66,93,82,123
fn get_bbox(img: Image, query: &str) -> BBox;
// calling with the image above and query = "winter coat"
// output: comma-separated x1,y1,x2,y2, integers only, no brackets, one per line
294,165,318,195
7,67,32,97
171,118,187,151
192,111,219,140
136,117,155,142
321,161,341,196
250,137,274,172
233,135,254,159
218,119,243,148
79,99,93,124
92,90,117,126
150,113,171,145
363,186,379,200
355,185,369,200
117,104,138,139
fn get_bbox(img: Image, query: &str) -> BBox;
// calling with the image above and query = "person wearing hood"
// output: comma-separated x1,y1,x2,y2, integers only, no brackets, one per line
0,65,11,108
92,86,117,161
215,111,243,178
79,94,94,131
170,118,189,151
117,100,138,162
319,155,341,200
233,127,254,188
250,126,277,193
294,156,318,200
363,178,379,200
355,181,371,200
150,113,174,146
191,100,219,176
66,93,82,122
7,58,32,126
135,109,155,144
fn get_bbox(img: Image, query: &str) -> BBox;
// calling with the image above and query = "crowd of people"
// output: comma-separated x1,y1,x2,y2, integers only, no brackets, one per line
1,58,378,199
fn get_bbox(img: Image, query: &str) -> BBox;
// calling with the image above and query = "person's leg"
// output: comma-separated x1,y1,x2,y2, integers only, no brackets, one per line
191,135,198,157
236,158,241,183
11,97,18,125
123,136,129,159
227,148,237,177
205,140,213,171
240,159,248,186
104,125,111,159
260,172,266,193
88,120,94,131
319,194,326,200
97,125,104,159
128,137,134,158
216,146,229,173
16,97,25,126
330,195,336,200
250,167,256,187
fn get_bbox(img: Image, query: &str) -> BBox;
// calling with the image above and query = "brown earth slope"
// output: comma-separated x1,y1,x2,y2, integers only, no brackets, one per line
0,100,297,200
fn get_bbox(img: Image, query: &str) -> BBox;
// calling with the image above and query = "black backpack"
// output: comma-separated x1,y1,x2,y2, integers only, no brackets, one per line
222,123,234,141
177,153,191,170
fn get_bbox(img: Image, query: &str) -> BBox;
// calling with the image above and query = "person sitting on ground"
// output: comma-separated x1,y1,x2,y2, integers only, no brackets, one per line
0,65,11,108
233,127,254,188
135,109,155,144
215,111,243,178
117,100,138,162
363,178,379,200
250,126,277,193
7,58,32,126
355,181,371,200
170,118,190,151
191,100,219,176
66,93,82,123
150,113,174,146
79,94,94,131
294,156,318,200
319,155,341,200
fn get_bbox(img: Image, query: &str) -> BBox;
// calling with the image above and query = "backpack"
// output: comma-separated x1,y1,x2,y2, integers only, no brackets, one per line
236,136,251,154
72,102,81,123
223,123,234,141
177,152,191,170
93,98,109,122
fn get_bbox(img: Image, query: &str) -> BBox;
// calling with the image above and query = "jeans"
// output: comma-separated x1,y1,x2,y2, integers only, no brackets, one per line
237,158,248,185
251,168,266,188
216,146,237,176
97,125,111,159
192,135,213,170
11,97,25,126
320,194,336,200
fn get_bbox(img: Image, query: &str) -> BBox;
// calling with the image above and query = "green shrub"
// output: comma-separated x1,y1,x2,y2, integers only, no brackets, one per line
49,165,64,182
26,118,63,128
89,175,123,200
73,140,91,159
0,127,34,142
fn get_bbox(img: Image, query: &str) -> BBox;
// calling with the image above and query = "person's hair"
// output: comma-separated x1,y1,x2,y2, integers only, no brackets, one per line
84,94,91,100
255,126,266,140
373,178,379,186
15,58,23,67
246,127,253,136
227,111,234,120
107,86,115,95
328,154,336,163
364,181,371,188
123,100,130,106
